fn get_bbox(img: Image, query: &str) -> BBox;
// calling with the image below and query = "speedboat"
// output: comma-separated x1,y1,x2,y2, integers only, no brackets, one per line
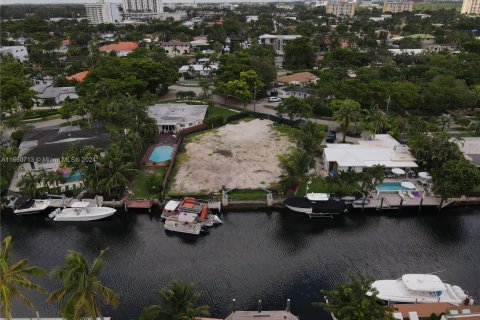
283,193,347,217
51,207,116,221
370,274,470,305
13,197,50,215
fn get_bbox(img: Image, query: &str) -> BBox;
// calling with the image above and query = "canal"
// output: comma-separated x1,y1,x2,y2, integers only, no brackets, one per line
1,208,480,319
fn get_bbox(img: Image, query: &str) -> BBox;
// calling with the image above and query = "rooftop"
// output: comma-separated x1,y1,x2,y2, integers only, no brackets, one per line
37,86,76,99
99,41,138,52
324,134,417,168
277,72,318,85
148,103,208,126
162,40,191,46
67,71,89,82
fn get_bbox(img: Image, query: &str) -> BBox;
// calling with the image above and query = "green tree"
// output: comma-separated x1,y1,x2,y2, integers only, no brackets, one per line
48,248,119,320
315,273,393,320
279,150,313,194
298,120,325,154
423,75,477,111
331,99,361,143
1,236,47,320
389,81,422,111
17,171,39,197
276,97,312,120
139,280,210,320
98,143,137,197
408,133,463,170
359,108,388,139
239,70,264,101
223,80,252,108
433,159,480,199
284,37,315,69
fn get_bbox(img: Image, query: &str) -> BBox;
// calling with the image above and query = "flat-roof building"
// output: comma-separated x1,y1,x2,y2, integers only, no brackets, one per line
326,0,356,17
85,0,122,24
0,46,28,62
461,0,480,15
258,34,302,55
383,0,413,13
148,103,208,133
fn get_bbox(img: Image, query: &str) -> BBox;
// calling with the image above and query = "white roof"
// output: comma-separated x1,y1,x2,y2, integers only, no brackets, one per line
178,64,218,72
164,200,180,211
324,134,417,168
306,193,329,201
148,103,208,126
402,274,446,292
389,49,425,56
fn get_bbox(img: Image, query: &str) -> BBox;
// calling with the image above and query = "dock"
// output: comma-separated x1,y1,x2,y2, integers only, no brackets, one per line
351,193,442,212
48,196,104,208
124,196,154,212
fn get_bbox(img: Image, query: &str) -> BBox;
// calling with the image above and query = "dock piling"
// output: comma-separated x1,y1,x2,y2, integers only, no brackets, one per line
379,197,384,214
399,198,403,213
419,197,423,213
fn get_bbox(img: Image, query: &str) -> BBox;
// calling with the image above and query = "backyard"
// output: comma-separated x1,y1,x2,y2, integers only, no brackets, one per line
129,167,166,198
297,176,359,197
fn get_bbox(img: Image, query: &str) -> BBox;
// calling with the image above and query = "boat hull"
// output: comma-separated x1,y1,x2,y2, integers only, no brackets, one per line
283,198,346,216
14,206,49,215
53,207,116,221
164,219,202,235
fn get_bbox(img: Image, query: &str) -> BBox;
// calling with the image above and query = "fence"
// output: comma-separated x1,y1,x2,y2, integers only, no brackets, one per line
225,111,305,127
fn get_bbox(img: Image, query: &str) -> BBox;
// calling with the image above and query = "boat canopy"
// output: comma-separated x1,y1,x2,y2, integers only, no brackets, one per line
178,211,197,223
402,274,446,292
14,197,34,209
306,193,329,201
70,201,89,208
198,205,208,222
164,200,181,211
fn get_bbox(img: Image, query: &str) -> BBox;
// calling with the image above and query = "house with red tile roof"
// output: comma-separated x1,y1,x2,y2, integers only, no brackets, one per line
277,72,319,86
98,41,138,56
67,71,89,82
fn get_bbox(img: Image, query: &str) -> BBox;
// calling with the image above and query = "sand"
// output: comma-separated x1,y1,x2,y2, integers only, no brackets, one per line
171,119,294,193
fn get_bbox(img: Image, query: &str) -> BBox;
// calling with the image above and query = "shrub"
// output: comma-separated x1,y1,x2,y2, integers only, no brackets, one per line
145,174,163,194
205,115,224,128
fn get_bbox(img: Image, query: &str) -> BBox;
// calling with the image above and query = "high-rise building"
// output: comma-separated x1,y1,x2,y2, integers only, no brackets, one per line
85,0,122,24
461,0,480,14
326,0,356,17
383,0,413,13
122,0,164,15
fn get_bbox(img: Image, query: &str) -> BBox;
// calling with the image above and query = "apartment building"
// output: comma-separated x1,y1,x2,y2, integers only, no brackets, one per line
383,0,414,13
258,34,302,55
326,0,356,17
85,0,122,24
461,0,480,14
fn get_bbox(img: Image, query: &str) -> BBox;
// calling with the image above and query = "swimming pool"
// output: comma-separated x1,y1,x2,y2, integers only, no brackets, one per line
376,182,416,191
148,146,174,163
62,171,81,182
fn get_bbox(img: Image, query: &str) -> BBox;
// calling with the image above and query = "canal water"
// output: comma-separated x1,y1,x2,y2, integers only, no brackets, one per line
1,208,480,319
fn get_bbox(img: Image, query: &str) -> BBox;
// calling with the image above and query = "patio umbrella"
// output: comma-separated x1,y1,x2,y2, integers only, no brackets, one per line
401,181,416,189
391,168,406,175
418,172,432,181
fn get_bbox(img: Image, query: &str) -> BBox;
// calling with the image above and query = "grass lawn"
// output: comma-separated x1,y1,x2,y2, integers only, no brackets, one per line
23,114,61,123
272,123,300,142
106,123,123,132
23,109,59,120
297,176,359,196
129,167,166,198
263,104,277,110
206,105,239,121
228,189,269,200
176,79,200,87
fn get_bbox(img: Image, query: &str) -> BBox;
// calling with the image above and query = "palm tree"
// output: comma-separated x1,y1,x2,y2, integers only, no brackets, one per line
48,248,119,320
98,144,137,197
332,99,361,143
17,171,39,197
37,168,51,192
279,150,313,195
139,280,210,320
1,236,47,320
298,121,325,154
359,108,388,139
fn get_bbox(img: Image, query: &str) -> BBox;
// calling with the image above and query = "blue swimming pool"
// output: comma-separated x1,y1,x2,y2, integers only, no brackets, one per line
149,146,174,163
376,182,416,191
62,171,81,182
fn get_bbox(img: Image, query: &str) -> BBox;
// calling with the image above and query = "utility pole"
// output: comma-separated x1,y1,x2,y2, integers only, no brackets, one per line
253,81,257,113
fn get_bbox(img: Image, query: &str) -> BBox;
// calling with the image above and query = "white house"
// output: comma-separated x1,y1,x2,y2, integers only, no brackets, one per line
161,41,191,57
0,46,29,62
258,34,302,55
148,103,208,133
246,15,259,22
178,64,218,79
323,134,417,173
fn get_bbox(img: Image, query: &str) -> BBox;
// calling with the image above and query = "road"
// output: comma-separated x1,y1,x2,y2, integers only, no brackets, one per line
164,85,339,129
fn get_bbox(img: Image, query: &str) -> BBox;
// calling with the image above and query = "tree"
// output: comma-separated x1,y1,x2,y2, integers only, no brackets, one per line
276,97,312,121
1,236,47,320
423,75,477,111
98,143,137,197
222,80,252,108
239,70,264,101
17,171,39,197
389,81,422,111
48,248,119,320
279,150,313,194
358,108,388,139
297,120,326,154
433,160,480,199
315,273,393,320
331,99,361,143
438,114,453,132
139,280,210,320
284,37,315,69
408,133,463,170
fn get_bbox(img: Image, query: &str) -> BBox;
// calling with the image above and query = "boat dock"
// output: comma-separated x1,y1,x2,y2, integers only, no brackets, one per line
48,196,104,208
124,196,154,212
351,192,444,212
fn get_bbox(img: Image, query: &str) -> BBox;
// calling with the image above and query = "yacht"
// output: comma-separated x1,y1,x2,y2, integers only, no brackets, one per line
50,207,116,221
13,197,50,215
283,193,347,218
370,274,470,305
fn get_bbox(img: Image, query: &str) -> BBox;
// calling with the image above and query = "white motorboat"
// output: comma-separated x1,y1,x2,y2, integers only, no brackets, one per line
283,193,347,217
51,207,116,221
370,274,470,305
164,218,203,235
161,200,181,219
13,197,50,215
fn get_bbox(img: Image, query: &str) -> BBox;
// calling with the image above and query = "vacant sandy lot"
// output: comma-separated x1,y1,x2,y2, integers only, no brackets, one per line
171,119,294,193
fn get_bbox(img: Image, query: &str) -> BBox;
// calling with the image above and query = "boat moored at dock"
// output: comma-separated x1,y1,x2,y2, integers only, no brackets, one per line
283,193,347,218
50,207,117,221
13,197,50,215
370,274,472,305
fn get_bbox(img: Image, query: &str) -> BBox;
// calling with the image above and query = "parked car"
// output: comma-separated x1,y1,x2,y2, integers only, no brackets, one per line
326,130,336,143
267,96,281,103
